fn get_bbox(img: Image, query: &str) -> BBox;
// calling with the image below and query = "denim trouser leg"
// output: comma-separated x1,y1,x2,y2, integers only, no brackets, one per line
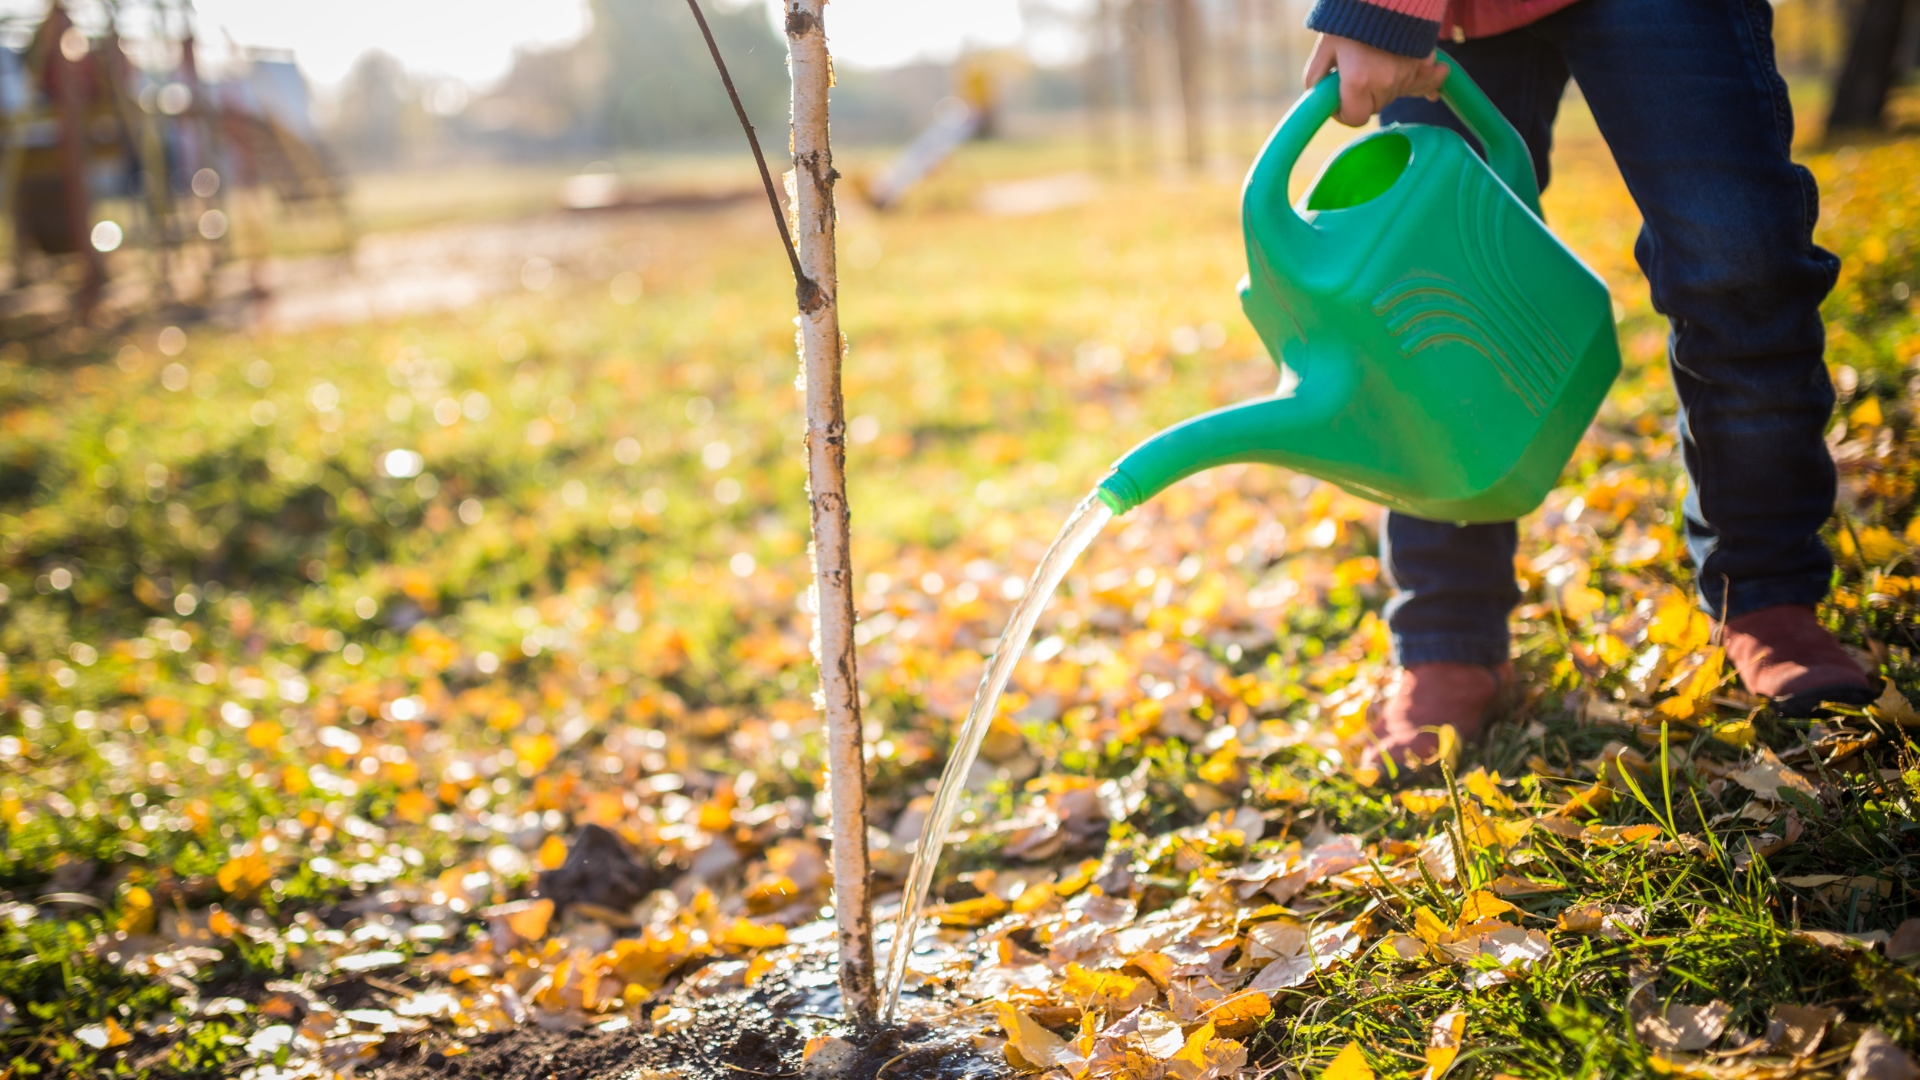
1374,0,1841,667
1378,38,1566,668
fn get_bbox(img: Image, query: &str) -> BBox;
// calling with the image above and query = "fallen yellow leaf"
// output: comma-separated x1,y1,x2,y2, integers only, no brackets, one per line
535,834,569,871
1710,719,1757,748
1322,1040,1375,1080
719,918,788,949
1126,951,1176,988
393,789,434,824
1461,768,1516,812
1654,647,1726,723
216,846,273,898
75,1017,133,1050
1413,906,1452,946
1424,1009,1466,1080
996,1002,1068,1072
1202,989,1272,1038
1060,963,1156,1019
510,733,558,772
928,893,1009,927
117,886,155,936
207,907,240,938
1455,890,1519,928
1647,593,1713,652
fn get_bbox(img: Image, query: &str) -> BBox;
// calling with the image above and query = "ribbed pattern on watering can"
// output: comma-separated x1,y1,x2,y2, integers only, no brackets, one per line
1371,173,1576,417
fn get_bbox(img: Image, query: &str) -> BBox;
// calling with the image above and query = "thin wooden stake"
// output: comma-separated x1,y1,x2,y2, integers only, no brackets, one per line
785,0,877,1029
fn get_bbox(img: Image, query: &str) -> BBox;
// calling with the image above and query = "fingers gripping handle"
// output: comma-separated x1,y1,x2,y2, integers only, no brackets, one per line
1433,53,1542,216
1242,74,1342,237
1244,55,1542,229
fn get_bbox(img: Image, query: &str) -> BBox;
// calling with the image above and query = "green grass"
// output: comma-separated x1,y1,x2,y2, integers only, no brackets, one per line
0,112,1917,1077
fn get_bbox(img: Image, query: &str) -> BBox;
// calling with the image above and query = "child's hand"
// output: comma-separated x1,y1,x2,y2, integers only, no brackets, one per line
1304,33,1448,127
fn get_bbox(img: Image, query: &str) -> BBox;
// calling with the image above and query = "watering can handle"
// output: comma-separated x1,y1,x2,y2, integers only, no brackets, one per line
1247,53,1542,229
1431,53,1542,216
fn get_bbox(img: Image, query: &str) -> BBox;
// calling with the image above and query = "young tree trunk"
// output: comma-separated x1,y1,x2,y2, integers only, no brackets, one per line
785,0,877,1030
1827,0,1910,132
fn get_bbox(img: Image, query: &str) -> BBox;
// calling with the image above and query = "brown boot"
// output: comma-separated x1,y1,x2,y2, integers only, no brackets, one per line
1359,661,1513,783
1724,604,1873,717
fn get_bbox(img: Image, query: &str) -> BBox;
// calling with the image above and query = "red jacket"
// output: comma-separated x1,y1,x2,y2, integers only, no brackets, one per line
1305,0,1583,57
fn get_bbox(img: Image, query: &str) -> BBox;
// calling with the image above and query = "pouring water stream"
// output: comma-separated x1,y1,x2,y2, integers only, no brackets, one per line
879,491,1114,1022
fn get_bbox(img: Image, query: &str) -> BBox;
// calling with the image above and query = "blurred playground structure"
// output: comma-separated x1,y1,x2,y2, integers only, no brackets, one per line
0,2,347,326
0,0,1912,343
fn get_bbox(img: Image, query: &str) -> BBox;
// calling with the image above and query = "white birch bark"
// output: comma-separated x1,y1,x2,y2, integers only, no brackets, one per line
786,0,877,1029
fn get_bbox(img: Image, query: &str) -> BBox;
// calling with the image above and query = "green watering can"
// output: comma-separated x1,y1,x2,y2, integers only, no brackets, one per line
1096,56,1620,524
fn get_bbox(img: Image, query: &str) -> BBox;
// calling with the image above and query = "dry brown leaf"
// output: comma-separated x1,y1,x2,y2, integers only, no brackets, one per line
802,1035,859,1077
1848,1027,1920,1080
1133,1009,1187,1060
1794,928,1888,951
1557,903,1644,940
1887,918,1920,960
1443,927,1552,988
1378,933,1426,962
1770,1004,1840,1058
1780,874,1848,888
1488,874,1562,897
1869,684,1920,727
1730,748,1820,803
1533,815,1588,838
1245,919,1307,962
1247,920,1362,991
1420,832,1460,882
1634,1000,1731,1052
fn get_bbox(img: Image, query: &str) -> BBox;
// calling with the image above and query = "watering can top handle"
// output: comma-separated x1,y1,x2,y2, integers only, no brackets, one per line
1248,53,1543,226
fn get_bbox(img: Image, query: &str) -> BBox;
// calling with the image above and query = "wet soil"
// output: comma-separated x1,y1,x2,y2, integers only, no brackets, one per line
375,957,1005,1080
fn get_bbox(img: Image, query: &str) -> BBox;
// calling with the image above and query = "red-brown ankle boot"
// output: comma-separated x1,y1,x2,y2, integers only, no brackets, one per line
1724,604,1873,717
1359,661,1513,782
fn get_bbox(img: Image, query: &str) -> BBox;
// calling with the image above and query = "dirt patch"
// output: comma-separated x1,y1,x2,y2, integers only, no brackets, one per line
375,956,1004,1080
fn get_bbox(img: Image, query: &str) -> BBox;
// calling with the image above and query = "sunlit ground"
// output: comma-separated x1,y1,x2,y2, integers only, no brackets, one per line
2,88,1920,1077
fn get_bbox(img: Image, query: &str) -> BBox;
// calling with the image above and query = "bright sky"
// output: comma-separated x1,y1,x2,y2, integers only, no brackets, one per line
0,0,1033,87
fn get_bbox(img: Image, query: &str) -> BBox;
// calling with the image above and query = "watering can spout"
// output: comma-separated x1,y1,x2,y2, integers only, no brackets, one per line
1096,359,1354,516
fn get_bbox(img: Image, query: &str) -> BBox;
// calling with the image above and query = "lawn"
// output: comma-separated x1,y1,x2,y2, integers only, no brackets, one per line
2,97,1919,1079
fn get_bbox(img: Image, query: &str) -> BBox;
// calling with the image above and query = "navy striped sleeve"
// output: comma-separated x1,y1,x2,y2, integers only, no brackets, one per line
1305,0,1443,58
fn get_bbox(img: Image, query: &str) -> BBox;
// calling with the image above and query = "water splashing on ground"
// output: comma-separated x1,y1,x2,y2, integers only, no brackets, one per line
880,491,1115,1021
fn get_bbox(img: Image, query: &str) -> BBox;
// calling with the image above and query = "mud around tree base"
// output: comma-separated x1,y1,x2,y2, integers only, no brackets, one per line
373,957,1006,1080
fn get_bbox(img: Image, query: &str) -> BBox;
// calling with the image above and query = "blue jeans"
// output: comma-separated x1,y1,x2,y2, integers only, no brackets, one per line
1377,0,1842,668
